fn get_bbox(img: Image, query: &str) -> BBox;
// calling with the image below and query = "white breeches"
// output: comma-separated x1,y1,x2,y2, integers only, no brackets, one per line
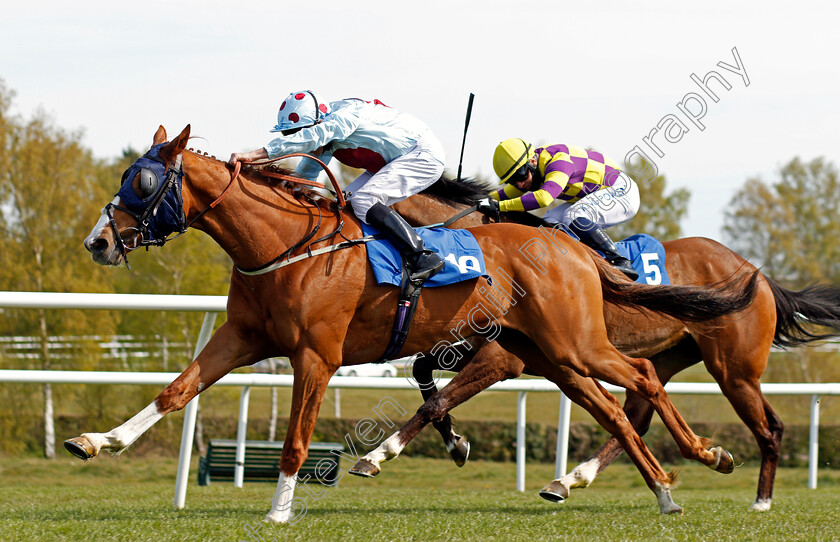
346,133,445,222
543,173,640,229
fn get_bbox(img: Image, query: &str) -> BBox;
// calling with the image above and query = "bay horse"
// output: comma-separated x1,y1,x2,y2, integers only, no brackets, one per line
67,125,759,521
377,176,840,511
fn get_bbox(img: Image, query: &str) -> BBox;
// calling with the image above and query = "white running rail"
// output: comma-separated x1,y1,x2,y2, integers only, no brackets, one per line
1,291,838,509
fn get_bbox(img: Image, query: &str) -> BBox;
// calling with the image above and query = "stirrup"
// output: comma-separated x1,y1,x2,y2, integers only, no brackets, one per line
409,252,445,284
611,257,639,281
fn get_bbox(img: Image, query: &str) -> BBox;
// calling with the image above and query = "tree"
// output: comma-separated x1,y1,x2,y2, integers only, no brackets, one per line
0,90,118,457
724,157,840,384
723,157,840,285
609,163,690,242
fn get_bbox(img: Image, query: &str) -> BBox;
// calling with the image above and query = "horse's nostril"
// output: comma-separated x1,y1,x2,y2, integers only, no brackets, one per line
89,238,109,254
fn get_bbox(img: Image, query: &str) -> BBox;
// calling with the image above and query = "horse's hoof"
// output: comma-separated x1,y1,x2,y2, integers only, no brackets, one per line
711,446,735,474
662,505,684,515
349,458,380,478
449,435,470,468
539,480,570,503
749,498,772,512
64,436,97,460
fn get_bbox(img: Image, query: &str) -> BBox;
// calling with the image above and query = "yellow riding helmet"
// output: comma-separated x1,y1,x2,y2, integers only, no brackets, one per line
493,138,534,183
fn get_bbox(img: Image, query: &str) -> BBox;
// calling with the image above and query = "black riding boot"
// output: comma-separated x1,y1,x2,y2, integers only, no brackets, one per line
568,217,639,280
366,203,445,284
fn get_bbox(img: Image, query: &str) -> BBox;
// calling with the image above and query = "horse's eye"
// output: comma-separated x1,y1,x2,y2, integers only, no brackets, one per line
135,167,159,199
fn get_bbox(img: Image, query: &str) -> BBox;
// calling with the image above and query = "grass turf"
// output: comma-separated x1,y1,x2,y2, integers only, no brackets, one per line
1,454,839,541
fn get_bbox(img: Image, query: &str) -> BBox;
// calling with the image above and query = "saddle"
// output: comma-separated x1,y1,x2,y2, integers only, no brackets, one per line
361,223,487,362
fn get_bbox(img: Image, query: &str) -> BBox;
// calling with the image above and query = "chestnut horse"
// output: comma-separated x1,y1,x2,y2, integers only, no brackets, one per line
67,125,758,520
377,176,840,511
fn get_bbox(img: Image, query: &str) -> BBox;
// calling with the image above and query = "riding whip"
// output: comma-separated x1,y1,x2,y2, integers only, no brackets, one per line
456,92,475,182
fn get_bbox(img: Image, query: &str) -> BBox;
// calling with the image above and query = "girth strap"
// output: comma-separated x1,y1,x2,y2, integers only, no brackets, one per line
376,278,423,363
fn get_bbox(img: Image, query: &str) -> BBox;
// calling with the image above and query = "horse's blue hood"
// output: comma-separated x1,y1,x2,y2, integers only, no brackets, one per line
117,142,185,240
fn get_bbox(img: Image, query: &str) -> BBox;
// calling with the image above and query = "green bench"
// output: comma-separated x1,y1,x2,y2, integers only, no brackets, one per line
197,439,345,486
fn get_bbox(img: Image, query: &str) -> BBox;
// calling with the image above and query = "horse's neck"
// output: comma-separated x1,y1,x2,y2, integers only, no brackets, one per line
181,154,319,270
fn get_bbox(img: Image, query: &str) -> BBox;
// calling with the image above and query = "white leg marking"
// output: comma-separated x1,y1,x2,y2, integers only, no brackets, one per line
750,498,772,512
361,432,405,466
654,482,683,515
444,430,460,452
559,458,601,491
266,473,297,524
82,402,163,455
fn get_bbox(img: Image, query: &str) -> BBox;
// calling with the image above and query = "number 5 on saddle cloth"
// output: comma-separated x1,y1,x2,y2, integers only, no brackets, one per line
361,224,488,362
611,233,671,286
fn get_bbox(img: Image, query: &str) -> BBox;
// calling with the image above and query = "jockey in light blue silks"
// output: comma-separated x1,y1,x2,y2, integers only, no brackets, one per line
230,91,446,284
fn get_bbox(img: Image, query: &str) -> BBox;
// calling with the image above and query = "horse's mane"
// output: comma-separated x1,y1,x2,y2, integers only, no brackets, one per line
200,153,337,212
420,175,493,205
187,149,550,226
418,174,550,227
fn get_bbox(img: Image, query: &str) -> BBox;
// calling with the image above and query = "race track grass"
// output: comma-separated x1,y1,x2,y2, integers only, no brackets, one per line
2,454,840,541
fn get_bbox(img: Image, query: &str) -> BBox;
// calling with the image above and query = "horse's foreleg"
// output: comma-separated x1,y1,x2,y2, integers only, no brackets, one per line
351,340,522,478
496,339,682,514
266,346,336,524
557,345,731,473
561,345,700,495
414,338,489,467
65,322,264,460
543,371,681,513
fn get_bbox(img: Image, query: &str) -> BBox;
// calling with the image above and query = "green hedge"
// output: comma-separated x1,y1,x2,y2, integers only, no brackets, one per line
4,415,840,469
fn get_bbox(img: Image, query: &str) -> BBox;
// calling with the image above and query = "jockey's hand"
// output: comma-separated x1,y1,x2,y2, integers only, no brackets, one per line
228,153,243,167
477,197,502,222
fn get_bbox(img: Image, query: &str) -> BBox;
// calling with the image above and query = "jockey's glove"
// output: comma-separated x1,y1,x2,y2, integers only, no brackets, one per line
477,197,502,222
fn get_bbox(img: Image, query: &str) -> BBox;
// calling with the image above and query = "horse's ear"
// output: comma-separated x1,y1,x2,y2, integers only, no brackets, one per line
160,125,190,164
153,125,167,146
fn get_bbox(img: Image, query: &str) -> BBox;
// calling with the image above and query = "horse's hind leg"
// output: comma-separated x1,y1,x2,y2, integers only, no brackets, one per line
717,379,782,511
560,341,703,495
699,343,782,511
518,349,682,514
526,319,731,473
65,322,265,459
351,340,523,477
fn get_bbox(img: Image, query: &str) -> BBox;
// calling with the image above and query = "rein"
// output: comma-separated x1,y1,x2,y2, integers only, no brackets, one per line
232,153,349,275
243,153,347,208
236,204,481,276
112,144,480,275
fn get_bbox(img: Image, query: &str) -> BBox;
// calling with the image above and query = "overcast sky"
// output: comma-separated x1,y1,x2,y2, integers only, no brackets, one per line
2,1,838,240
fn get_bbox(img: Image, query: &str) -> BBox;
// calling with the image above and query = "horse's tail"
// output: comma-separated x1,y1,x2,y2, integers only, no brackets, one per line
763,277,840,348
596,259,761,322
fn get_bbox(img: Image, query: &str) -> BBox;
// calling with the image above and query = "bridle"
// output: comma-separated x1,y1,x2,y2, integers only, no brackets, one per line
106,146,347,272
105,145,188,270
105,142,481,276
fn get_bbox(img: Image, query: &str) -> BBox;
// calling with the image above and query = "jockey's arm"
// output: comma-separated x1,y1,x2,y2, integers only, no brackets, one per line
494,173,569,213
294,148,334,181
264,105,362,159
228,147,268,166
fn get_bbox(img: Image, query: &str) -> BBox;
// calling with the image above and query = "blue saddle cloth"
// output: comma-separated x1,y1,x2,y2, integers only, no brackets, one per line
614,233,671,285
361,224,487,287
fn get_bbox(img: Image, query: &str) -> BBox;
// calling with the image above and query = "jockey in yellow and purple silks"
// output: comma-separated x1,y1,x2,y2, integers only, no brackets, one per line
477,139,640,279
